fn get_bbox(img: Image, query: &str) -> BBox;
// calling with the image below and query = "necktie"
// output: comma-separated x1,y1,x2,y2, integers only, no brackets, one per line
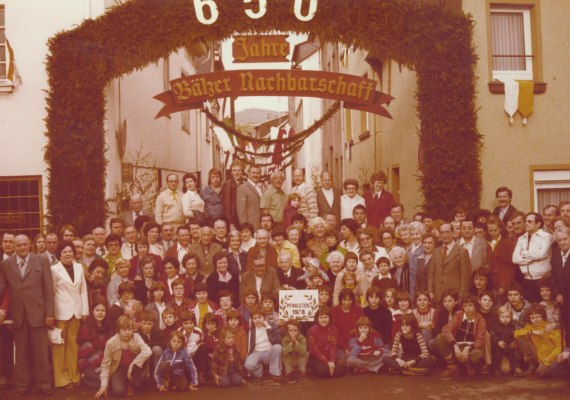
130,245,134,257
171,191,178,201
50,255,56,265
100,247,107,257
442,245,448,264
19,260,26,277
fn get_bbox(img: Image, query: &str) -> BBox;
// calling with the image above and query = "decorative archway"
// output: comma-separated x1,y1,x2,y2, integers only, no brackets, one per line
45,0,480,233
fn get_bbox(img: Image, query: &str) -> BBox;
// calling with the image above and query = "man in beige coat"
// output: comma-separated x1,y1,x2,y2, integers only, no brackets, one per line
154,174,185,230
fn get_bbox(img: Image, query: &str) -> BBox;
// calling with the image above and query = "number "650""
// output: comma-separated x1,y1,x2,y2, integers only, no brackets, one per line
193,0,318,25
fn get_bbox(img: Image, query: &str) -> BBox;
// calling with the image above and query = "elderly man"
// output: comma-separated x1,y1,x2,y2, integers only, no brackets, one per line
240,254,281,300
188,226,223,276
155,173,185,230
246,229,278,270
213,219,229,249
1,235,54,396
237,164,263,231
316,171,341,220
459,216,491,271
512,212,553,303
160,222,176,251
291,168,318,220
277,252,304,289
119,193,149,226
260,170,287,224
493,186,518,224
428,223,472,302
121,225,139,261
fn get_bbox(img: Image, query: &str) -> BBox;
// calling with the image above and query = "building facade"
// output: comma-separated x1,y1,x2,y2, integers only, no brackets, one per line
0,0,222,235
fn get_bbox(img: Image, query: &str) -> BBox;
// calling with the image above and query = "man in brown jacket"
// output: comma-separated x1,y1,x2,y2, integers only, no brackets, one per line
428,223,472,302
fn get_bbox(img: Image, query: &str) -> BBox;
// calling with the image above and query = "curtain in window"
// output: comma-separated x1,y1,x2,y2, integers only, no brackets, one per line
491,12,526,71
536,188,570,212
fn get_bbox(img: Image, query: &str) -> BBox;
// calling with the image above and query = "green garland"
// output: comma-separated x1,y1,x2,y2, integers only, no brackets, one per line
45,0,480,233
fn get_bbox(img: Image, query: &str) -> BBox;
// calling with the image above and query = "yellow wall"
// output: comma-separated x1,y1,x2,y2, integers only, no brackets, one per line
349,0,570,216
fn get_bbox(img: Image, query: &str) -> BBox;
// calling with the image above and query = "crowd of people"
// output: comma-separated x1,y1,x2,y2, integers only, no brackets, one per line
1,160,570,398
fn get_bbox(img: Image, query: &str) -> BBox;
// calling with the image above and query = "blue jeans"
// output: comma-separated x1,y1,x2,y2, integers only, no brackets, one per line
244,344,282,377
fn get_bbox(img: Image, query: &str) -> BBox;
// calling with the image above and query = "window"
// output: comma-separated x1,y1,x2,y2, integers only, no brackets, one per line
0,176,43,237
532,169,570,212
0,5,6,80
490,7,533,81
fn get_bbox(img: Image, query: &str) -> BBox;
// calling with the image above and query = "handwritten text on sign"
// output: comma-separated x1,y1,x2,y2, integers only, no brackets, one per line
278,290,319,321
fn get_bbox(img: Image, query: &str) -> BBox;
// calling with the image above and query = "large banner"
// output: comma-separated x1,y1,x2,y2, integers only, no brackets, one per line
278,290,319,322
154,69,394,119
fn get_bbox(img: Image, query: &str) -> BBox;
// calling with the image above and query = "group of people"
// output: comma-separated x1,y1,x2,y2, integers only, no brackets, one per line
1,160,570,398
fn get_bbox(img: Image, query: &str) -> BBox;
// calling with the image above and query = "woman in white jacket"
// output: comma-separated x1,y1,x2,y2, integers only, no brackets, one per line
51,240,89,388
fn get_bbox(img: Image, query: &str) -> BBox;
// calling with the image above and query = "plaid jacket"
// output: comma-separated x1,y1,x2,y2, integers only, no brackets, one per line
211,344,246,377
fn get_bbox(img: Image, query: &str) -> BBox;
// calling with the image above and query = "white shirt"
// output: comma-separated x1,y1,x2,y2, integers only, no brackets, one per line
459,238,474,258
121,242,137,261
340,194,365,220
322,187,334,207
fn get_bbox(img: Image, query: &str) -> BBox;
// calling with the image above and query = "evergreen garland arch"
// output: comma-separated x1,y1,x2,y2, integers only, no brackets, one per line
45,0,480,233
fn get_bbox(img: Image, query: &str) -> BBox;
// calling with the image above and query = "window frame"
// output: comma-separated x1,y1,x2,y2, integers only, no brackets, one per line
490,6,533,81
530,166,570,212
486,0,544,92
0,4,7,81
0,175,44,237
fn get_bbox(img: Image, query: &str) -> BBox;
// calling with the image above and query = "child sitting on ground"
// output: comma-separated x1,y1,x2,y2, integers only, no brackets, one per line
347,316,384,373
434,294,486,378
514,303,562,378
282,319,309,381
161,307,179,339
384,314,432,376
211,327,247,388
155,331,198,392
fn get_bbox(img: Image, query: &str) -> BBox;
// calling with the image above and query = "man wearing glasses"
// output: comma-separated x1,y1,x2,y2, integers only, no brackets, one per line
512,212,553,303
155,173,185,230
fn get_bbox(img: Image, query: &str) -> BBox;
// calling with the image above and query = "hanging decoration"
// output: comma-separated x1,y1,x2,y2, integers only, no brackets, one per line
45,0,480,233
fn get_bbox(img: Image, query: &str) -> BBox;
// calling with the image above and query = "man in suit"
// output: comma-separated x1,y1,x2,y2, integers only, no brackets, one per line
1,232,15,260
459,217,491,271
119,193,149,226
428,223,472,302
236,164,263,231
188,226,223,276
277,252,304,290
316,171,341,220
493,186,518,224
240,254,281,301
222,160,244,230
552,228,570,344
1,234,54,396
363,170,395,228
